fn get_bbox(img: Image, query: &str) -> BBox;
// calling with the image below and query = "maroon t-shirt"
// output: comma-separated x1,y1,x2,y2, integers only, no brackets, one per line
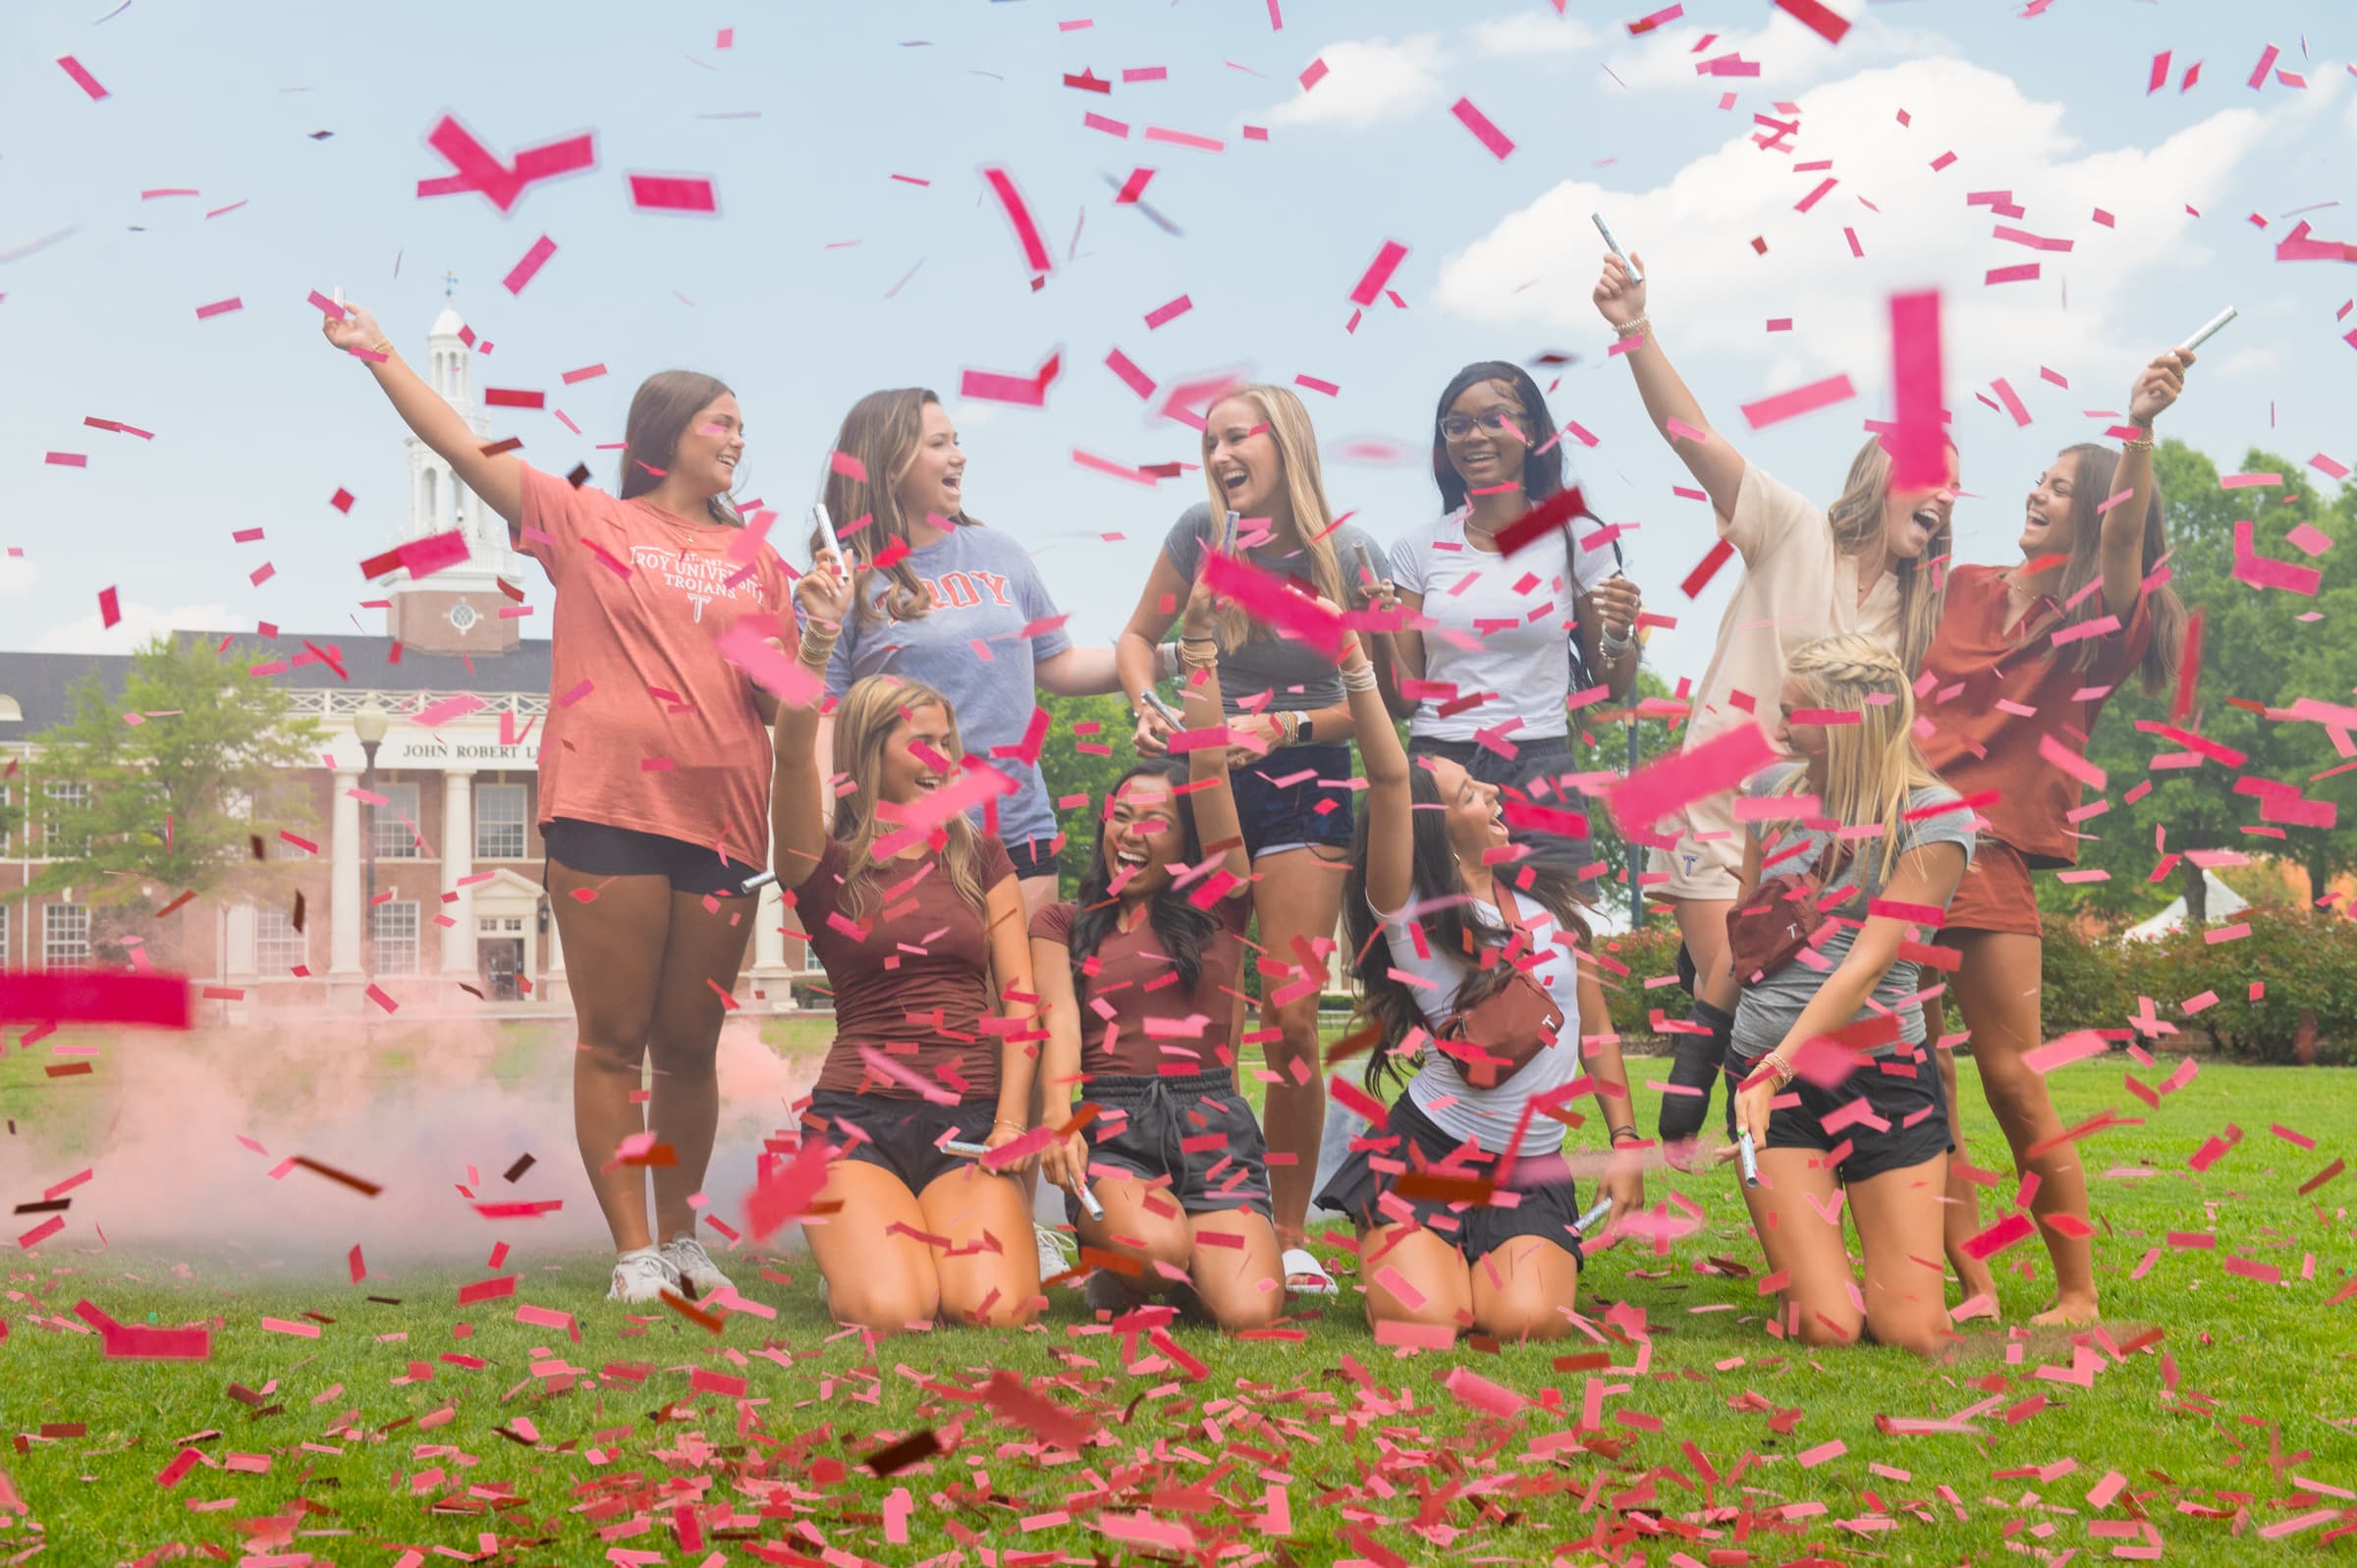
1031,894,1251,1078
1918,565,2155,868
799,834,1018,1099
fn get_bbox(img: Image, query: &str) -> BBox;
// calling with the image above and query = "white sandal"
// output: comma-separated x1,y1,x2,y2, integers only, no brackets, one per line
1282,1246,1338,1296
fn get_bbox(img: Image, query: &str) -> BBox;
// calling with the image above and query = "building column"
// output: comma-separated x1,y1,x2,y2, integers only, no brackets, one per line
225,904,258,981
328,769,362,977
745,883,795,1010
440,770,475,975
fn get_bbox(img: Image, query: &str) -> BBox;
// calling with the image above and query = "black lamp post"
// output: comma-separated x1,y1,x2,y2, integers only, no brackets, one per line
354,700,388,974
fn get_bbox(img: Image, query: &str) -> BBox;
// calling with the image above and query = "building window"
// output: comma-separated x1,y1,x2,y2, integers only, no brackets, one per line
0,784,10,854
371,782,421,859
42,780,90,856
255,908,307,973
475,784,527,861
371,901,419,976
42,904,90,970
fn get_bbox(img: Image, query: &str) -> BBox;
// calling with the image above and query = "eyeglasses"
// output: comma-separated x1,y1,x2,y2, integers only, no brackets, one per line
1439,409,1527,442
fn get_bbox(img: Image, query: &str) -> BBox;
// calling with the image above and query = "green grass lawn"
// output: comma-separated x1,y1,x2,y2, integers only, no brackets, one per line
1,1026,2351,1565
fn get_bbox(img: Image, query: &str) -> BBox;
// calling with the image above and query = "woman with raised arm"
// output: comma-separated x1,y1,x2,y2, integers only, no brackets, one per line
772,558,1043,1330
1725,635,1974,1357
1032,560,1278,1330
1113,384,1386,1299
320,307,790,1305
1592,253,1958,1162
1917,350,2192,1325
1374,359,1646,881
1316,620,1645,1342
809,387,1124,1283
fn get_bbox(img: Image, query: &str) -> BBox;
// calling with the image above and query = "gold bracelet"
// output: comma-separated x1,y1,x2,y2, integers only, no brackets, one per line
993,1117,1026,1133
1614,315,1651,340
1762,1053,1795,1089
2120,433,2154,454
369,339,394,356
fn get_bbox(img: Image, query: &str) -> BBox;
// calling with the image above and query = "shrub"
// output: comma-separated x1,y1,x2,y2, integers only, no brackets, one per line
1590,922,1688,1043
2134,903,2357,1064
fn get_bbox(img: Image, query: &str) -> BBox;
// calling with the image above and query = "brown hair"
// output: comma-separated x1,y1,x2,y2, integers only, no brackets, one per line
817,388,985,630
828,675,987,921
618,370,742,527
1825,435,1949,677
2042,443,2185,695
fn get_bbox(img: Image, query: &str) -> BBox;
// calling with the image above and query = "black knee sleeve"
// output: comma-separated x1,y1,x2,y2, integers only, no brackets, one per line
1657,998,1735,1145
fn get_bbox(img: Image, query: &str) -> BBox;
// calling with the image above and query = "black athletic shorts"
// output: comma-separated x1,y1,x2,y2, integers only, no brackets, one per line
1069,1069,1273,1225
1728,1045,1952,1184
1002,836,1063,883
542,818,761,897
802,1090,1007,1197
1315,1090,1586,1268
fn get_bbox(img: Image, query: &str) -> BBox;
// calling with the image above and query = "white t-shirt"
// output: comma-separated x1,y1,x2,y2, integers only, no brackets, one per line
1387,509,1618,742
1376,891,1589,1154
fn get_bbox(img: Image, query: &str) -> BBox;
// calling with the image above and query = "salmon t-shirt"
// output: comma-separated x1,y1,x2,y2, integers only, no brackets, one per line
1653,464,1900,899
1917,564,2154,867
519,464,793,870
1029,894,1251,1078
799,834,1020,1101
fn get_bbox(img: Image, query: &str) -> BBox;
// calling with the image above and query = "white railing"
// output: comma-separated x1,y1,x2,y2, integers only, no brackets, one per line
286,688,551,719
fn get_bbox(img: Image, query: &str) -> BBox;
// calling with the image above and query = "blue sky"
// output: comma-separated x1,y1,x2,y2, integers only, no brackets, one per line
3,0,2351,689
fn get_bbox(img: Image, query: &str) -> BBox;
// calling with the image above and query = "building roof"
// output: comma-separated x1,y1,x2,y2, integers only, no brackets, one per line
0,632,554,733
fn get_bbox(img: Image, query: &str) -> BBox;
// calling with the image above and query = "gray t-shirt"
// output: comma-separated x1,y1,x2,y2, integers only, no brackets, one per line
818,523,1073,852
1162,503,1382,718
1730,764,1977,1063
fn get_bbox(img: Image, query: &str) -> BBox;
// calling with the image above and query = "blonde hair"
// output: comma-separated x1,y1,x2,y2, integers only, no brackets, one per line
1826,436,1949,677
1772,634,1939,883
827,675,987,920
1199,384,1347,654
818,388,982,630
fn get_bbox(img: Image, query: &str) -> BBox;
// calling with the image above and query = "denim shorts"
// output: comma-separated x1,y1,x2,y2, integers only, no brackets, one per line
1070,1069,1273,1224
1727,1046,1952,1184
1231,742,1355,859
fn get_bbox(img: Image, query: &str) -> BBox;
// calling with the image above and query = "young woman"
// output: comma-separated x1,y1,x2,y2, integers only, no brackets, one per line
1318,619,1645,1342
1725,635,1974,1357
1375,360,1647,881
1591,252,1958,1160
1113,384,1386,1297
809,387,1124,1280
1918,350,2192,1325
772,568,1043,1330
1032,567,1279,1329
320,308,788,1304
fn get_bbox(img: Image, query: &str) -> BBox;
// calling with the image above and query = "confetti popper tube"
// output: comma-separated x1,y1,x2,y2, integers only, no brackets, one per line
740,870,779,893
813,502,843,561
943,1139,991,1158
1575,1197,1613,1232
1144,690,1181,725
1353,538,1381,589
1592,213,1641,285
1738,1130,1760,1187
2178,306,2235,351
1077,1184,1105,1220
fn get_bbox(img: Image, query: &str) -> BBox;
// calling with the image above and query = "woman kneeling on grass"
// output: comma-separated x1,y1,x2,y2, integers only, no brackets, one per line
1318,616,1644,1342
1033,568,1280,1330
770,554,1042,1332
1724,634,1974,1357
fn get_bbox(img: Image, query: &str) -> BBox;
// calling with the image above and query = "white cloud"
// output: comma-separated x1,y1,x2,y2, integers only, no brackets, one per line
0,554,35,597
1601,11,1952,93
1469,13,1599,59
34,602,235,654
1435,55,2285,398
1264,35,1452,129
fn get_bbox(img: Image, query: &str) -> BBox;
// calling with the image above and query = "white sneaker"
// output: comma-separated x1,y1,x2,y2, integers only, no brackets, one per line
661,1233,734,1300
1035,1222,1076,1282
608,1247,681,1304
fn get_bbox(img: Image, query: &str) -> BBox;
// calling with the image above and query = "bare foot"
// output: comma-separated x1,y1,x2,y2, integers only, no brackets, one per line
2031,1295,2101,1326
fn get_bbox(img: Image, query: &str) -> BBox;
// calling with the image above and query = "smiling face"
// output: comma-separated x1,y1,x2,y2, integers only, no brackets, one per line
2021,448,2082,560
1429,757,1507,866
1443,379,1531,497
1881,444,1959,562
878,703,956,807
892,400,965,525
1101,773,1185,897
675,393,744,500
1774,676,1828,768
1202,396,1286,522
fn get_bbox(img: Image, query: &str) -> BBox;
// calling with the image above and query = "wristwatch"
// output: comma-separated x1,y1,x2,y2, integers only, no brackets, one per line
1295,714,1313,745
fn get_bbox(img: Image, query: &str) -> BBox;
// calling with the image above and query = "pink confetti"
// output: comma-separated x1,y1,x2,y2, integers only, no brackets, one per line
2021,1030,2108,1075
1104,348,1157,399
193,297,244,320
1298,57,1328,91
1449,97,1515,160
500,234,558,296
1774,0,1851,43
1991,376,2033,427
56,55,109,100
629,174,718,213
1143,294,1192,329
1347,240,1409,306
1737,373,1855,429
960,348,1063,407
1985,263,2041,286
43,452,86,468
981,166,1054,275
1886,291,1946,489
1610,722,1777,833
417,117,595,213
97,585,121,628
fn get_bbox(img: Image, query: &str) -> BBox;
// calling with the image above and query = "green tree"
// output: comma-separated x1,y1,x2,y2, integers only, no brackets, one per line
2,635,324,963
1567,664,1683,923
2055,440,2357,927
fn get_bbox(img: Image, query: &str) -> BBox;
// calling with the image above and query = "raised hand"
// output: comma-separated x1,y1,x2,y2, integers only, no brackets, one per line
1591,573,1642,641
320,301,387,355
795,547,856,627
2127,348,2191,428
1592,251,1648,328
